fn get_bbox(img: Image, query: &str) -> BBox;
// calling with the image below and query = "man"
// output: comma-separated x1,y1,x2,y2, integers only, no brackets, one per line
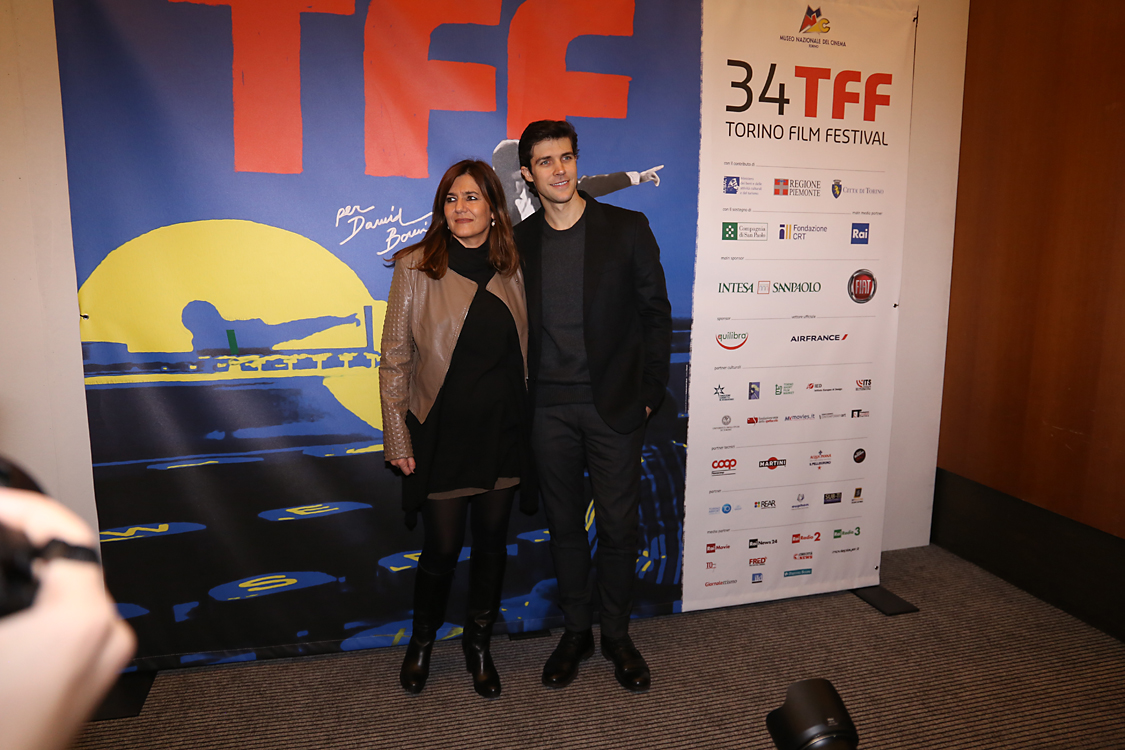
515,120,672,692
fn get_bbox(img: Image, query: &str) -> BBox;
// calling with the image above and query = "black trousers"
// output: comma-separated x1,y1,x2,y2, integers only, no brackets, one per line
531,402,644,639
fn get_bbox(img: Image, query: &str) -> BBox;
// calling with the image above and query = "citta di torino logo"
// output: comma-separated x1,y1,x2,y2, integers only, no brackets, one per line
717,331,748,350
712,458,738,476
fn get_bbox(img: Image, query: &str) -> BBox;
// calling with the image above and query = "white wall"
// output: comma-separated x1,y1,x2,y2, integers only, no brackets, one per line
0,0,98,532
884,0,971,549
0,0,969,550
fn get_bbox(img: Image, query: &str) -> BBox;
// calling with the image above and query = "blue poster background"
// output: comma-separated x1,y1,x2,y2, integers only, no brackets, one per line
55,0,700,668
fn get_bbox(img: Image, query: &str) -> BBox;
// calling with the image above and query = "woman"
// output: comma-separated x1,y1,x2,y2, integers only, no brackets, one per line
379,160,532,699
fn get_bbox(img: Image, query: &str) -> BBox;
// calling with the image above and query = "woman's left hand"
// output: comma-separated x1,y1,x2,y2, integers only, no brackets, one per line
390,457,416,475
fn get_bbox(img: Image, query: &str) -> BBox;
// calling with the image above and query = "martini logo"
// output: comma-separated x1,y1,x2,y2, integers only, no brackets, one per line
774,178,821,197
749,381,761,400
849,270,877,303
792,334,847,342
779,224,828,240
759,457,786,470
856,378,872,391
259,501,372,522
824,492,842,504
712,458,738,476
800,6,830,33
809,451,832,469
717,331,748,349
100,522,206,543
722,222,768,241
851,223,870,244
209,571,337,601
834,527,861,538
714,385,734,402
854,448,867,463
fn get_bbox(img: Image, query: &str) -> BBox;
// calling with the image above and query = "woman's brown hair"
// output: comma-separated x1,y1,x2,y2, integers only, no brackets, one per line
391,159,519,279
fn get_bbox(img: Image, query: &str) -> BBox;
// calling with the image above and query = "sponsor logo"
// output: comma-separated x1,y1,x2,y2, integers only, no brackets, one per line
748,538,779,548
778,224,828,240
809,451,832,469
851,409,870,418
722,503,732,514
824,492,842,504
706,543,731,553
774,178,821,197
784,568,812,577
807,382,841,392
792,333,847,342
856,378,872,391
851,223,870,244
718,282,755,293
794,551,813,560
712,459,738,476
749,557,768,566
800,6,830,33
759,280,823,294
818,412,847,420
706,561,717,570
722,415,731,426
722,221,769,241
704,579,738,587
792,492,809,509
848,270,877,303
717,331,748,349
854,487,863,499
759,457,786,469
776,382,796,395
754,499,777,509
785,414,816,422
833,527,861,538
832,547,859,554
792,532,820,543
831,179,884,199
854,448,866,463
747,415,779,424
752,572,764,583
715,385,734,402
723,176,763,196
748,381,761,400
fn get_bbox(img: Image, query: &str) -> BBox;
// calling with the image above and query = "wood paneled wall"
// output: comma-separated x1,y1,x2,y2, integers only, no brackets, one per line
937,0,1125,538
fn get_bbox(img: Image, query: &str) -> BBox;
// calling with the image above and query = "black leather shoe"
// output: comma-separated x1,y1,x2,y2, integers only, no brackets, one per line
601,634,651,692
400,635,434,694
463,628,502,699
399,567,454,695
462,551,506,699
542,629,595,688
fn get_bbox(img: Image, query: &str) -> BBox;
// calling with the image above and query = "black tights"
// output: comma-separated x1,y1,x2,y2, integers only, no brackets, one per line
418,486,516,575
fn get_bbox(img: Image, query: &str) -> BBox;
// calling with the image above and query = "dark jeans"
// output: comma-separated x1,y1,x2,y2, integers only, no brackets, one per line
531,402,644,639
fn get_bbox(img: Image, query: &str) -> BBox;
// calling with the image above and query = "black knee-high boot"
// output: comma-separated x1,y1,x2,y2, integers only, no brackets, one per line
400,565,454,694
462,551,506,699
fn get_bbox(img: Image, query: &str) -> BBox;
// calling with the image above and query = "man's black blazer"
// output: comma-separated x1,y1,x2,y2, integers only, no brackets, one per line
516,192,673,435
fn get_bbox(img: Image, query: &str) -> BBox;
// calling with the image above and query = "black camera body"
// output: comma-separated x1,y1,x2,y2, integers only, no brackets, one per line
0,458,49,617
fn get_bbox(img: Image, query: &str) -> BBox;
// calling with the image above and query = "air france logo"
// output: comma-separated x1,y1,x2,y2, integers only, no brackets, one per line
851,223,870,244
800,6,830,33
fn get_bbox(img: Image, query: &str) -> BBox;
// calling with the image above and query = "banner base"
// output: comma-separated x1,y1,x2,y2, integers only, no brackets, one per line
852,586,918,616
92,670,156,721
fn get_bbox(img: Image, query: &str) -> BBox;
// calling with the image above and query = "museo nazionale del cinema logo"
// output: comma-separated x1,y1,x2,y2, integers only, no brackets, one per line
800,6,830,33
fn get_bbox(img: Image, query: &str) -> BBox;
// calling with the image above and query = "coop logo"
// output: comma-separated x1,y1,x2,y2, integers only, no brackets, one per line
723,176,763,197
791,333,847,342
800,6,830,33
824,492,843,504
752,573,764,583
851,409,870,419
722,222,769,241
747,416,779,425
774,178,821,197
856,379,872,391
759,457,786,469
854,448,867,463
754,499,777,509
792,493,809,509
834,527,861,538
784,568,812,577
712,459,738,476
748,557,768,566
749,381,761,400
717,331,748,349
706,543,731,553
748,538,779,548
848,270,877,303
778,224,828,240
794,551,814,560
100,522,207,543
851,223,870,244
704,579,738,587
831,179,884,198
809,451,832,469
714,385,734,401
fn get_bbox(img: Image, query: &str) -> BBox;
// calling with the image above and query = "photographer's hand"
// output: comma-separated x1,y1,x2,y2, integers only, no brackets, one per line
0,487,136,750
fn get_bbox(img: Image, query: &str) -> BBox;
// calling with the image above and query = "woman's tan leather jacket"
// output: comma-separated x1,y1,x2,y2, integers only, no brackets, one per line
379,247,528,461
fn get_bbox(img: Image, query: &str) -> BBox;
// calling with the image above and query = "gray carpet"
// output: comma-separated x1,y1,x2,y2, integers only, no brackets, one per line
73,546,1125,749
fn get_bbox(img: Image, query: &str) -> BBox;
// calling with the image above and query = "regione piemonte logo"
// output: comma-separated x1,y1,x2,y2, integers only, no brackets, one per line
848,270,877,303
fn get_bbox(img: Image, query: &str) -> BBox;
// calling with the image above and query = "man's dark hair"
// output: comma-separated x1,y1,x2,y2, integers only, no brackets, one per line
518,120,579,174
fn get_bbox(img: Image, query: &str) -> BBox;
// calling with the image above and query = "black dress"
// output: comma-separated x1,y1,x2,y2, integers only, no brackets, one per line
401,240,526,523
